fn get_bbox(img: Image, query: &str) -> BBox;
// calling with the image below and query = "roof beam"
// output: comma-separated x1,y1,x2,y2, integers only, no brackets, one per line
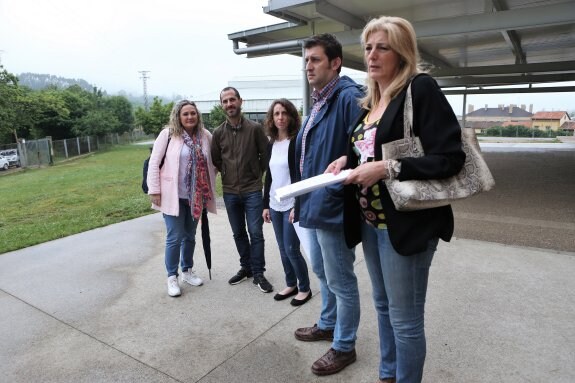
442,86,575,95
314,0,365,29
491,0,526,65
265,0,314,12
235,3,574,55
260,0,575,37
263,0,314,25
501,30,526,65
437,73,575,87
431,61,575,77
419,48,452,69
414,2,575,38
264,0,314,24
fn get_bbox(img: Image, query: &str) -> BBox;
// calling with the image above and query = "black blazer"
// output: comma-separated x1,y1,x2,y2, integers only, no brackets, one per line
343,74,466,256
263,138,297,209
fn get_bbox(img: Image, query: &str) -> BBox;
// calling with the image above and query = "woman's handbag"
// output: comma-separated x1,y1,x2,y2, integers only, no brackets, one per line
142,136,171,194
381,81,495,211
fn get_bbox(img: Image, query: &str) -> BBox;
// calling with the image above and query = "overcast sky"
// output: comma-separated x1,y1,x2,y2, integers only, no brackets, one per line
1,0,573,113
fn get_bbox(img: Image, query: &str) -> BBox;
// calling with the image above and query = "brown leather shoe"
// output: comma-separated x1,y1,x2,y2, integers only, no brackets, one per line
377,378,396,383
294,324,334,342
311,348,357,376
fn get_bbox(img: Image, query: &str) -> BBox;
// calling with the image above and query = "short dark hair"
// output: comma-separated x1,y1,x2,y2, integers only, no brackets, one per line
304,33,343,73
220,86,241,101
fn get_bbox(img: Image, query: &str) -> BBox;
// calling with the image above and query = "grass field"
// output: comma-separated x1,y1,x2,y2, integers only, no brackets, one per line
0,144,221,254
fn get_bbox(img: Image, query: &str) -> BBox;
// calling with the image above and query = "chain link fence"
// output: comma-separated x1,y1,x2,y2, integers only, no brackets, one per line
0,131,154,168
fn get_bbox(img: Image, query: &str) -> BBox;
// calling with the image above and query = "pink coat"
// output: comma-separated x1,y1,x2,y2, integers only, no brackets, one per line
147,128,218,216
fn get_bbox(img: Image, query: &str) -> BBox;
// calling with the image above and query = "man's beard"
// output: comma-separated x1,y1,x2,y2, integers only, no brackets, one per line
226,107,240,118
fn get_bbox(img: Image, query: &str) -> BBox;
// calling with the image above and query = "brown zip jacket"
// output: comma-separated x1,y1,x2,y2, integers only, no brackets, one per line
211,117,269,194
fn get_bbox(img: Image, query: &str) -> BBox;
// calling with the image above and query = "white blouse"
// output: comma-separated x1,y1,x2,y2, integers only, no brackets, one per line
269,139,294,212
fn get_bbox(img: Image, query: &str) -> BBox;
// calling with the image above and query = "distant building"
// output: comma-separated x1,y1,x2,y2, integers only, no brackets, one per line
532,111,571,133
195,76,306,125
462,104,533,133
194,75,365,126
559,120,575,135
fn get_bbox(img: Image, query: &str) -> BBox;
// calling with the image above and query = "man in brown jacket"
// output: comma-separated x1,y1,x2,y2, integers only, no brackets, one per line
211,86,273,293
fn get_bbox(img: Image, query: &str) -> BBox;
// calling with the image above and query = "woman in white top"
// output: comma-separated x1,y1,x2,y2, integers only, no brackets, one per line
263,99,312,306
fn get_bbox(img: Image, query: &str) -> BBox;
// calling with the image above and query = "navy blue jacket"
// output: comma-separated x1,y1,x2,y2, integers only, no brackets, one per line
295,75,364,230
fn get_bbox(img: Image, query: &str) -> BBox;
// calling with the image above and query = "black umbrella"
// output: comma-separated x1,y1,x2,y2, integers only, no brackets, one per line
201,208,212,280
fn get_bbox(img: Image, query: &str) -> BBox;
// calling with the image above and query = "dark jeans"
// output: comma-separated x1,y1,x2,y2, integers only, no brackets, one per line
270,208,310,292
223,191,266,275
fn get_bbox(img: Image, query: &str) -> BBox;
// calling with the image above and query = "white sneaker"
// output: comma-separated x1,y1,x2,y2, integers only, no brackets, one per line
167,275,181,297
182,270,203,286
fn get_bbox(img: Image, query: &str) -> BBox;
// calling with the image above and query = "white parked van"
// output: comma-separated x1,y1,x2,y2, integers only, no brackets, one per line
0,149,20,167
0,155,9,170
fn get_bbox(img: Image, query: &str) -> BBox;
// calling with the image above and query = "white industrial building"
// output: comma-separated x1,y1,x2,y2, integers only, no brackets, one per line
195,73,365,124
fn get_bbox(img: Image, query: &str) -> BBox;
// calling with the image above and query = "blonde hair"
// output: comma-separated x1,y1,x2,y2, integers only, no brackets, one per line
359,16,426,110
168,100,205,137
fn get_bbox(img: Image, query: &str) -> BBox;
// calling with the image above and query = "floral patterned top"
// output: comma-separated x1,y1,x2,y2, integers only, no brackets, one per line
351,115,387,229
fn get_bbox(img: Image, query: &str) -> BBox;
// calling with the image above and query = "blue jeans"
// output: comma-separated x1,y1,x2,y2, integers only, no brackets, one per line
270,208,310,292
361,222,438,383
223,191,266,275
308,228,360,352
163,199,199,277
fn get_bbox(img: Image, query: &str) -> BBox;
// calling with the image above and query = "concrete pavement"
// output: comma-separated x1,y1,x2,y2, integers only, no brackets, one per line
451,150,575,252
1,209,574,383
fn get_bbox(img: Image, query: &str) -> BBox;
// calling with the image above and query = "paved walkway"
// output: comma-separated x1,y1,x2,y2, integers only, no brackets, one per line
1,210,573,382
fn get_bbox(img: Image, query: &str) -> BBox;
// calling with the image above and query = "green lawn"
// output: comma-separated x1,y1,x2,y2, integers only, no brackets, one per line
0,144,222,254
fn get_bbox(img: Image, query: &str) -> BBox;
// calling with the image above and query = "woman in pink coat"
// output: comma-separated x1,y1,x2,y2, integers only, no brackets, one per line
147,100,217,297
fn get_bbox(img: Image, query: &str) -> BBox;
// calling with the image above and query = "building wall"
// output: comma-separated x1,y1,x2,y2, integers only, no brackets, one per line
532,119,561,131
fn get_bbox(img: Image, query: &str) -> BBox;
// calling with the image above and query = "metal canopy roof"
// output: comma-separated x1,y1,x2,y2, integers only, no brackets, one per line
228,0,575,94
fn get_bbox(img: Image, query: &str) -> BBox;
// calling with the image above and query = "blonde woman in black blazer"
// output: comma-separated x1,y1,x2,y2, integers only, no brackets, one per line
327,16,465,383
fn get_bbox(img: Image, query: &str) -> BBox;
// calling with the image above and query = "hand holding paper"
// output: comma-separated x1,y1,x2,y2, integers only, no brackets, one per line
275,169,351,202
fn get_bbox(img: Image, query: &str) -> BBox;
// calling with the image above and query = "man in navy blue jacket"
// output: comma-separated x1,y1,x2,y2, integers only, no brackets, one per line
293,33,364,376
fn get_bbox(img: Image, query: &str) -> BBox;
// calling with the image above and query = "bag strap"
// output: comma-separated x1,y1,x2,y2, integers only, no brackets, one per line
159,136,171,168
403,82,415,139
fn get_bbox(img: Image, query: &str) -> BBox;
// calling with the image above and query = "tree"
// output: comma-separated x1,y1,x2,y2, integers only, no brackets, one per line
28,89,72,139
104,96,134,134
74,110,120,136
12,87,37,140
134,97,172,135
485,125,557,138
58,85,96,139
207,104,226,131
62,85,94,121
0,66,21,143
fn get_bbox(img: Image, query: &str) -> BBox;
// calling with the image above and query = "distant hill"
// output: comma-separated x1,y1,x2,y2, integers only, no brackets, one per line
17,72,182,108
18,73,95,92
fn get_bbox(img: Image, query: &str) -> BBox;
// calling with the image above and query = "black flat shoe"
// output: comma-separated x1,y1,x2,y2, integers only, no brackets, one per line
290,291,312,306
274,287,298,301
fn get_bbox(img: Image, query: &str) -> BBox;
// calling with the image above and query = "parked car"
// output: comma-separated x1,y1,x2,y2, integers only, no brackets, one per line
0,149,20,167
0,155,9,170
